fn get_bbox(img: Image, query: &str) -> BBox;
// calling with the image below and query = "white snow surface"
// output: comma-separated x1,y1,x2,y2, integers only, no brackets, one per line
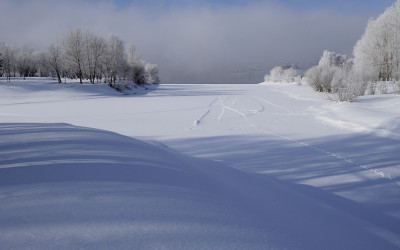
0,78,400,249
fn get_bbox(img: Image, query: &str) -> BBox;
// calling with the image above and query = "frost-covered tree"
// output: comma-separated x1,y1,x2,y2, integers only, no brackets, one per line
1,30,160,85
264,66,298,83
2,45,16,82
0,50,3,77
127,45,159,85
0,43,4,77
306,50,365,101
330,60,365,102
132,62,147,86
353,0,400,81
83,32,95,83
16,46,36,79
318,50,347,69
145,63,160,84
48,43,64,83
265,66,284,82
83,32,107,84
36,51,52,78
91,35,107,83
306,50,348,93
105,34,125,85
63,29,85,84
127,47,143,85
283,67,298,83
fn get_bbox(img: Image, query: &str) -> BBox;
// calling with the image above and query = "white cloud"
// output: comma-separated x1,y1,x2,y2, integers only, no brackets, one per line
0,0,372,83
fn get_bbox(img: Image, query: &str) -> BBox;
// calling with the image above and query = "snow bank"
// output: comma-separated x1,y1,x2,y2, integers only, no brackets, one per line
1,123,397,249
316,94,400,140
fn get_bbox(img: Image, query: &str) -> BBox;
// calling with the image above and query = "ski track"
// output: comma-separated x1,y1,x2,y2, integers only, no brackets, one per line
252,95,292,114
217,96,229,122
218,96,264,121
194,94,400,188
193,98,219,127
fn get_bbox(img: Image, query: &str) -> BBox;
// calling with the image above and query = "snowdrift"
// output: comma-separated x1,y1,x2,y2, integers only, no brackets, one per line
0,123,398,249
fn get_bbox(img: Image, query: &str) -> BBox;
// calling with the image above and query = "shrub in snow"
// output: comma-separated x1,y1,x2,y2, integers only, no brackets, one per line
264,66,298,83
367,82,378,95
145,63,160,84
127,45,160,86
132,62,147,86
335,72,365,102
306,65,336,93
306,50,351,93
306,50,368,101
283,67,298,83
265,66,283,82
305,66,320,91
330,60,354,93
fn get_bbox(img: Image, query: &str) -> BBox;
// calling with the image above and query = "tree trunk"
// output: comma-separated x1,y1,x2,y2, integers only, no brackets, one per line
56,69,62,84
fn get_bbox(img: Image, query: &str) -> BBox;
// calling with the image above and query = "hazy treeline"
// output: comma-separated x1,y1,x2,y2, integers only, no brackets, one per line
0,29,159,86
265,0,400,102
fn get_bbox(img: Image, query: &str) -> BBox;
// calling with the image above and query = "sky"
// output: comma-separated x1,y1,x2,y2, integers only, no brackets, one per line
0,0,396,83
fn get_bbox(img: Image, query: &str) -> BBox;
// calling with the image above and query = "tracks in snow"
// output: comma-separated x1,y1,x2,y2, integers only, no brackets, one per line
193,98,219,126
192,95,400,187
192,96,264,128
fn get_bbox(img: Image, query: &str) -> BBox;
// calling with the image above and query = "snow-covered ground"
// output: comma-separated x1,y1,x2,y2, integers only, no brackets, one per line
1,78,400,249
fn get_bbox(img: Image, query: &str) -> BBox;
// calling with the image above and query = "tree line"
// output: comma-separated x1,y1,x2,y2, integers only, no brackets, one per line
306,0,400,101
0,29,159,87
265,0,400,102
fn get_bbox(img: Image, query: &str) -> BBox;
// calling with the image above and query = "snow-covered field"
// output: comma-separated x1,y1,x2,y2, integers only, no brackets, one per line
1,78,400,249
